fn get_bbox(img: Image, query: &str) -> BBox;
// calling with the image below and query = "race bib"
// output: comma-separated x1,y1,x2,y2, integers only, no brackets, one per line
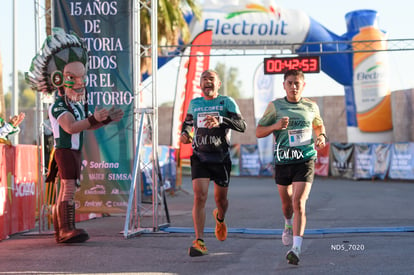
288,129,312,146
197,112,219,128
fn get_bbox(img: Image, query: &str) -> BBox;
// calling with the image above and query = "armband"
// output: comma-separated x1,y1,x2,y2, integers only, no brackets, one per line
218,116,223,124
102,117,112,125
87,115,99,127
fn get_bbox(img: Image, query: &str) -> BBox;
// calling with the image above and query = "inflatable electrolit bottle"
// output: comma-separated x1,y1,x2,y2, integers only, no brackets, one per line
347,10,392,132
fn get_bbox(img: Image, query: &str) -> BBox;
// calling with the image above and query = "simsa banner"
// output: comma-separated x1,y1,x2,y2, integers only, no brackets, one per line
53,0,134,213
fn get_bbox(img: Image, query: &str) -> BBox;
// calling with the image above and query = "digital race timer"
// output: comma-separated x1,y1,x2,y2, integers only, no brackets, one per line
264,56,321,74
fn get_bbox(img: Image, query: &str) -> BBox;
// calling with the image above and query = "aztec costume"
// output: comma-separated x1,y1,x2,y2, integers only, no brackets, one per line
26,28,92,243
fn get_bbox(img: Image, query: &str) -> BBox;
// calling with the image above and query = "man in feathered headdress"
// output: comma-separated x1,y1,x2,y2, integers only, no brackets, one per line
26,28,124,243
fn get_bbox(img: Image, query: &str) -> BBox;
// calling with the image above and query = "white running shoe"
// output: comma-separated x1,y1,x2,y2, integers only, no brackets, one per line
282,225,293,246
286,246,300,265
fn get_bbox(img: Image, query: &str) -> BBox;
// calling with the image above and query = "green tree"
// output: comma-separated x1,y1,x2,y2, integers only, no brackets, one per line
214,62,243,99
140,0,202,74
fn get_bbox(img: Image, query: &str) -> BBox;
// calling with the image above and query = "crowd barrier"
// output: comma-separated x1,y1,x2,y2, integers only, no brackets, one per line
0,144,39,240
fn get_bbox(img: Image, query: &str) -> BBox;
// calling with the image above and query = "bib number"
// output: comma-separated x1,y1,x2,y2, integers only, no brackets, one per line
197,112,219,128
288,129,312,146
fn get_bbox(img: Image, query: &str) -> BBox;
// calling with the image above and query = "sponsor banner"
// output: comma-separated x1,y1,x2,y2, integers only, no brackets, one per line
330,143,354,179
253,62,275,176
230,144,241,176
179,30,212,159
354,143,374,179
160,147,177,191
190,3,310,48
344,86,358,127
171,47,191,149
0,145,14,240
53,0,134,213
388,143,414,180
372,143,391,180
13,145,38,233
140,145,177,196
315,143,330,176
240,144,261,176
0,145,38,240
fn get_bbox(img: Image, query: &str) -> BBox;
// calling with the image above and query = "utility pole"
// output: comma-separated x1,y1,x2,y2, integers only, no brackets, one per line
11,0,19,144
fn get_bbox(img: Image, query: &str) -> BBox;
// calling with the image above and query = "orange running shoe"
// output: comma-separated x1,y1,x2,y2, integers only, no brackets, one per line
213,208,227,241
188,239,208,257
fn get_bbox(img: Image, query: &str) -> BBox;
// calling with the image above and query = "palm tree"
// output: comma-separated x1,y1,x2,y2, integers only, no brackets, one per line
140,0,201,74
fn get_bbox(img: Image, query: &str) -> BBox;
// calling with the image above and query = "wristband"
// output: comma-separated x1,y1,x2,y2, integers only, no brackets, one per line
318,133,328,141
218,116,223,124
102,117,112,125
87,115,99,127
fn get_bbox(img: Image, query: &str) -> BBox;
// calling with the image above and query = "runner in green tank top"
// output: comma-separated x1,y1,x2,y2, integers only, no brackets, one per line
256,69,327,265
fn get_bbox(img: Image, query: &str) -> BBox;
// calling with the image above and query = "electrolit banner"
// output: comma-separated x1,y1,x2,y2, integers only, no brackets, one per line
189,1,310,47
53,0,133,214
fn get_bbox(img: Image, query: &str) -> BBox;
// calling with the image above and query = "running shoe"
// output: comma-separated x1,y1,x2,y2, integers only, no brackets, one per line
282,225,293,246
286,246,300,265
188,239,208,257
213,208,227,241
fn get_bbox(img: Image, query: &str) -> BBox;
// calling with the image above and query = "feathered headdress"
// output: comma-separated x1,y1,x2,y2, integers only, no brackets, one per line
26,27,89,94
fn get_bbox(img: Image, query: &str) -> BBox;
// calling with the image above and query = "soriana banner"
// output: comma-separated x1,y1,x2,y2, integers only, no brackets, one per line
53,0,133,213
0,145,38,240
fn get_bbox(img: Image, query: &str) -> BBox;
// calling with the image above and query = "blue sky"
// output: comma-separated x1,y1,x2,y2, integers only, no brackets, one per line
1,0,413,103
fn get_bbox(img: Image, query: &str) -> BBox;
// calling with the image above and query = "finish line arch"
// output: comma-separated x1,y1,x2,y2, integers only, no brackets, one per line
173,1,393,143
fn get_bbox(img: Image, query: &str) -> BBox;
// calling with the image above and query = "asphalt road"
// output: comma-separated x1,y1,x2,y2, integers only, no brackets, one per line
1,176,413,275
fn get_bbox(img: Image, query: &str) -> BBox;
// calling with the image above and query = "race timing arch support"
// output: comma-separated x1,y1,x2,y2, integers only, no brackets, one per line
173,1,392,143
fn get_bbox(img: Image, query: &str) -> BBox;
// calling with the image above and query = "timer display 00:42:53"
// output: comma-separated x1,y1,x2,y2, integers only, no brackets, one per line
263,56,321,74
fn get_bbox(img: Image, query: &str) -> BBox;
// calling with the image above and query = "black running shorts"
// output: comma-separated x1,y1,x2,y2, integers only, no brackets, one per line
274,159,315,186
190,154,232,187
